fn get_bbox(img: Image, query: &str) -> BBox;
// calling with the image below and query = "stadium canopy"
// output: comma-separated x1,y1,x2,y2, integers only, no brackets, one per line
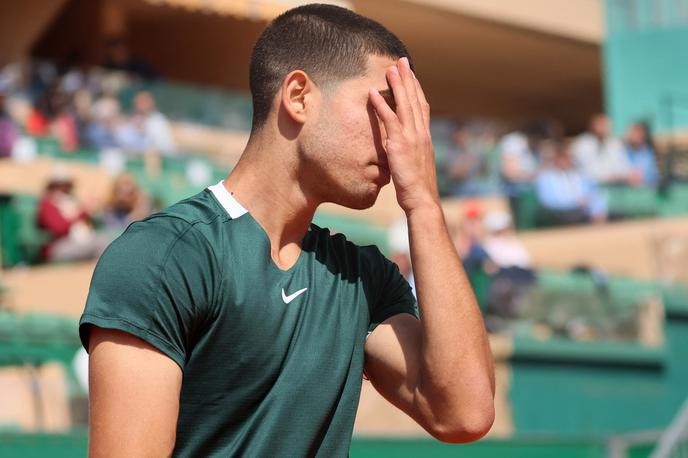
142,0,353,22
16,0,603,132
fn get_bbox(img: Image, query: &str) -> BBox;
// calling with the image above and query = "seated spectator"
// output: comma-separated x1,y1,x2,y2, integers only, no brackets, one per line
446,122,496,196
535,140,607,226
0,88,19,158
498,120,550,227
572,114,642,186
482,211,532,270
36,166,109,262
26,98,49,137
130,91,177,155
499,120,549,191
48,90,79,152
481,211,536,331
101,173,151,232
86,94,122,149
625,121,659,187
72,88,95,148
452,201,492,275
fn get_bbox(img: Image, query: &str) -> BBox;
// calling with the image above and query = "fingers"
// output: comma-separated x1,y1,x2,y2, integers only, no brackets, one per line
369,88,402,138
414,77,431,133
386,64,414,129
372,57,431,142
398,57,425,134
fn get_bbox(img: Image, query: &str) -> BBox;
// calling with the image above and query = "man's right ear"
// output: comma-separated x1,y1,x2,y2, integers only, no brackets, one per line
280,70,316,125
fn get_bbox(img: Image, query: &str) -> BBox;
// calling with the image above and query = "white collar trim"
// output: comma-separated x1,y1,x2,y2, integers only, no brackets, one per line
208,180,248,219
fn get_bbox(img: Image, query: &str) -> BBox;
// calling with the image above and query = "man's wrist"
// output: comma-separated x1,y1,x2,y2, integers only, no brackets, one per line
404,201,444,223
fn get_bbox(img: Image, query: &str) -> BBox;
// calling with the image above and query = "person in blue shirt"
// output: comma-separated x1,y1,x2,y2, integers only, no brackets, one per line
535,140,607,226
624,121,659,187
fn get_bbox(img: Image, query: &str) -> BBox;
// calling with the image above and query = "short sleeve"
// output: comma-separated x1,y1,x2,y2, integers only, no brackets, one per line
79,217,218,370
363,247,419,334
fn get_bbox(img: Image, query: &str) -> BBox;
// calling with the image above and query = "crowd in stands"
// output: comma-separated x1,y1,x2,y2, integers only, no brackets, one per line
439,113,662,227
0,60,176,162
34,165,150,263
0,61,184,265
0,60,671,280
0,58,680,348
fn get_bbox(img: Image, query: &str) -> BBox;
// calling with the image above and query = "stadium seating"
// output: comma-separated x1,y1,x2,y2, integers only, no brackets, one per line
603,185,659,218
0,194,48,267
0,312,80,367
119,79,253,132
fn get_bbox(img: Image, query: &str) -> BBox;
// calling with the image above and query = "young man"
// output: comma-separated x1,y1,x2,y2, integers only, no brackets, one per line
80,4,495,456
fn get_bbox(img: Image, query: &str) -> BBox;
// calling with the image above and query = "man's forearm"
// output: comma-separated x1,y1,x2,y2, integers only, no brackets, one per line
406,203,495,434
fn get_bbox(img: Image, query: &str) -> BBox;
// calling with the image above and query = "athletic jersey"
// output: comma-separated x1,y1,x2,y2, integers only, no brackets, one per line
79,181,418,457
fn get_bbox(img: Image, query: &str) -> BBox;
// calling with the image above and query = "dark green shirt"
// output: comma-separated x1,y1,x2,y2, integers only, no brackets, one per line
79,182,417,457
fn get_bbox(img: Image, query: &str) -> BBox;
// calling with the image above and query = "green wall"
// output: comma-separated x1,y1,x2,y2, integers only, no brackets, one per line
509,318,688,436
0,433,611,458
604,0,688,134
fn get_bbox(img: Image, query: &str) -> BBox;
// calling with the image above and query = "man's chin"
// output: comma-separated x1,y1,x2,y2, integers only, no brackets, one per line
335,185,383,210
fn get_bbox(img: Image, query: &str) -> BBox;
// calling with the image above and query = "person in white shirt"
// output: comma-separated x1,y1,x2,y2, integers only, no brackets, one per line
571,114,641,186
132,91,176,155
482,211,531,270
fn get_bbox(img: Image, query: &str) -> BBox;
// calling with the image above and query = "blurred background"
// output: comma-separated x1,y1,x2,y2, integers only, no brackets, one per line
0,0,687,456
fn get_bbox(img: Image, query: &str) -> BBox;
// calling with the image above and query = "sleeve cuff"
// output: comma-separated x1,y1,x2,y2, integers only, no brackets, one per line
367,301,419,335
79,313,186,371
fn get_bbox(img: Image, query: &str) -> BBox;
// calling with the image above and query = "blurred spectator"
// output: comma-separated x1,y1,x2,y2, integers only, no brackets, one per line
624,121,659,187
25,84,80,151
130,91,177,155
72,88,95,147
481,210,536,331
446,122,497,196
26,97,50,137
572,114,642,186
103,36,158,80
86,94,122,149
498,120,551,227
452,201,492,274
499,120,549,190
0,88,19,158
101,173,151,231
49,90,80,152
36,166,109,262
482,211,532,270
535,140,607,226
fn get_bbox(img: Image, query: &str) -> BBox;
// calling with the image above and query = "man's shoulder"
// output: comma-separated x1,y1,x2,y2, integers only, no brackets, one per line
308,223,390,277
309,223,383,256
106,190,226,263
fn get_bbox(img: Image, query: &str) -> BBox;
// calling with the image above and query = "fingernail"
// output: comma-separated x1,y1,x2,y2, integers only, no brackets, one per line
401,57,410,68
390,66,399,76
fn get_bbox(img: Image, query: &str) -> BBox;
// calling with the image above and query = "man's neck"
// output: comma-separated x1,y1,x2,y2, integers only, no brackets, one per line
223,135,320,265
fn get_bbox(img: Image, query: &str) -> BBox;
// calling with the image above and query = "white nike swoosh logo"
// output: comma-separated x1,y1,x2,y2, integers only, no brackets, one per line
281,287,308,304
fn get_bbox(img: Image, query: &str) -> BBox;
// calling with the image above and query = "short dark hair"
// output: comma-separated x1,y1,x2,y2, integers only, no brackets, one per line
249,3,410,131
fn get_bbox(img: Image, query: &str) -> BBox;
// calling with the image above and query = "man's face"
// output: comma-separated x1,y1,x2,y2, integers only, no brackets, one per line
554,151,573,170
627,124,645,147
591,115,610,138
300,54,397,210
134,92,155,115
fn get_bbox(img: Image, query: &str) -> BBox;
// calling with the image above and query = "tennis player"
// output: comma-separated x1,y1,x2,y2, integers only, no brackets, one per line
80,4,495,456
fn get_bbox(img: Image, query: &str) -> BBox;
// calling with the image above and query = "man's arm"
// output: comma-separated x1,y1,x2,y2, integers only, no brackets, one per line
365,57,495,443
88,327,182,457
